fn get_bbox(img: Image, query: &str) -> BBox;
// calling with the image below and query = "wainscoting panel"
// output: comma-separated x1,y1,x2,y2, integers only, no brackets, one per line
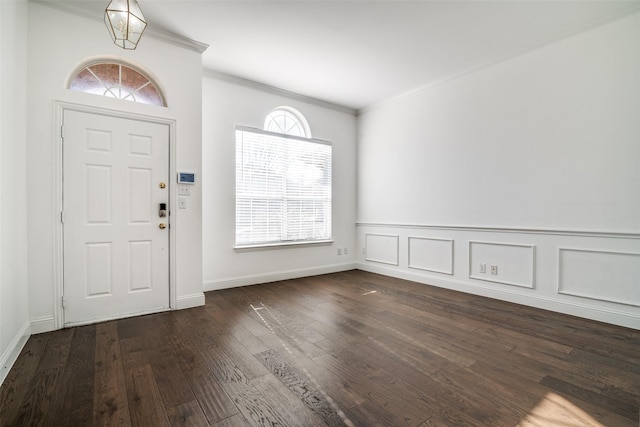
559,248,640,307
408,237,453,274
469,241,535,288
356,223,640,329
365,234,399,266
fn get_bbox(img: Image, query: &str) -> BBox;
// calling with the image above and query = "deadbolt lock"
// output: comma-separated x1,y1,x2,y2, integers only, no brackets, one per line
159,223,167,230
159,182,166,189
159,203,167,218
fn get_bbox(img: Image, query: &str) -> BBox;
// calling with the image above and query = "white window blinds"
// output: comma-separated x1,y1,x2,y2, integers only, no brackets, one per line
235,126,332,247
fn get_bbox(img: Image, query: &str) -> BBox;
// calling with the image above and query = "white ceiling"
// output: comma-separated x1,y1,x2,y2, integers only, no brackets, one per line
41,1,640,111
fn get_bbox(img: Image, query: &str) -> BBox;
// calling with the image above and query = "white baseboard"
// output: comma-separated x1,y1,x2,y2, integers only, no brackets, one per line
30,316,56,334
203,262,357,292
176,293,205,310
1,320,31,387
357,263,640,330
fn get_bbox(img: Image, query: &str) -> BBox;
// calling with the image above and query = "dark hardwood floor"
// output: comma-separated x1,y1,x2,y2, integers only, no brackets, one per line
1,270,639,426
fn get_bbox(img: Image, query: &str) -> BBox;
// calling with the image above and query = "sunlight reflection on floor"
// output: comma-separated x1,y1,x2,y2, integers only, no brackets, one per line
517,392,605,427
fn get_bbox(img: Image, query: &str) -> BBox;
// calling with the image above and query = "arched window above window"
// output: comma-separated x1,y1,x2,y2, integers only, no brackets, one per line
264,107,311,138
237,106,331,248
69,61,165,107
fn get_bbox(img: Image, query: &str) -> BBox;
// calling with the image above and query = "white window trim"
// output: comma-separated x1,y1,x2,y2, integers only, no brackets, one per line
235,125,332,248
236,125,330,146
233,239,334,251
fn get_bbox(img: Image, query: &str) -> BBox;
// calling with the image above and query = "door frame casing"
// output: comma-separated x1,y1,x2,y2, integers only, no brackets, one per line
53,101,177,329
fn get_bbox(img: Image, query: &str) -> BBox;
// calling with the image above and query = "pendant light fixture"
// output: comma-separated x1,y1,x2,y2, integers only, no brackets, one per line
104,0,147,50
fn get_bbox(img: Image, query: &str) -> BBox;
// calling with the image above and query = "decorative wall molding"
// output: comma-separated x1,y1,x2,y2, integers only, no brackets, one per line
558,248,640,308
356,223,640,329
408,236,454,275
1,321,30,387
468,241,536,289
357,262,640,330
365,234,399,266
356,221,640,240
203,262,357,292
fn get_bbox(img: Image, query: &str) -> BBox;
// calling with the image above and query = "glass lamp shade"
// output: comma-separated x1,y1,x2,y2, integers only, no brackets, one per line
104,0,147,50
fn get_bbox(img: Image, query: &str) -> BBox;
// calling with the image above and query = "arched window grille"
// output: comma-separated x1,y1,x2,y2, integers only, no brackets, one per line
264,106,311,138
69,61,165,107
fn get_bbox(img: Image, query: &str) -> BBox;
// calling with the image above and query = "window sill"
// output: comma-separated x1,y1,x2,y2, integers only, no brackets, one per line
234,239,334,251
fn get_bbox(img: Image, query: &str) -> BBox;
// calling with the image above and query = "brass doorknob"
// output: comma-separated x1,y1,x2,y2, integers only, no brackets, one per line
159,223,167,229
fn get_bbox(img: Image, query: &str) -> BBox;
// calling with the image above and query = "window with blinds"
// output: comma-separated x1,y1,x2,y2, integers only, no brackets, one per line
235,126,332,247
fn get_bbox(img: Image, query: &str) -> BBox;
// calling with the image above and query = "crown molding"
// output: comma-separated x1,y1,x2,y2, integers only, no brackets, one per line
359,5,640,116
203,69,357,116
30,0,208,54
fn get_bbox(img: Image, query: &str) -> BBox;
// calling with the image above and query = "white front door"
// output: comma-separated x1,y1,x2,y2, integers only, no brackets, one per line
62,110,170,326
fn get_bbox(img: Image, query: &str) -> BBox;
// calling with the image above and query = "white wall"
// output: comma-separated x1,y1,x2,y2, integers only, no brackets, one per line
0,0,31,385
357,12,640,329
27,4,204,333
202,75,357,290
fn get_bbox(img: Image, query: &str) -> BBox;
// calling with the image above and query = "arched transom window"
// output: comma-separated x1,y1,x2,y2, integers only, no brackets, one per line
264,106,311,138
69,61,165,106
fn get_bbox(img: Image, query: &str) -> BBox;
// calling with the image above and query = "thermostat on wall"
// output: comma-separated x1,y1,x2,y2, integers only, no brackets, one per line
177,172,196,184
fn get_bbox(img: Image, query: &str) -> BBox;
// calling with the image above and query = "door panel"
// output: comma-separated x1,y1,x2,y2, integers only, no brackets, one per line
63,110,170,326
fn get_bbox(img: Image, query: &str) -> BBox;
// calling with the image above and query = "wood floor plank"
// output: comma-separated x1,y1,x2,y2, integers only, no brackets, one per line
53,325,97,427
9,329,75,426
429,365,527,425
124,364,170,427
199,340,252,386
345,397,426,427
165,400,209,427
540,375,639,421
183,370,239,425
226,322,271,355
510,341,639,395
119,336,149,370
518,388,637,427
167,311,240,424
252,373,332,426
142,316,197,411
221,380,293,427
255,349,344,426
7,368,63,426
93,321,132,427
34,328,74,372
314,352,431,426
211,413,251,426
0,333,49,425
255,331,366,411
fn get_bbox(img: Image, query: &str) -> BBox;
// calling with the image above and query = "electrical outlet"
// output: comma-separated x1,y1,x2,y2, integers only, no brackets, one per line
490,265,498,275
337,248,342,256
343,248,348,255
480,263,486,274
